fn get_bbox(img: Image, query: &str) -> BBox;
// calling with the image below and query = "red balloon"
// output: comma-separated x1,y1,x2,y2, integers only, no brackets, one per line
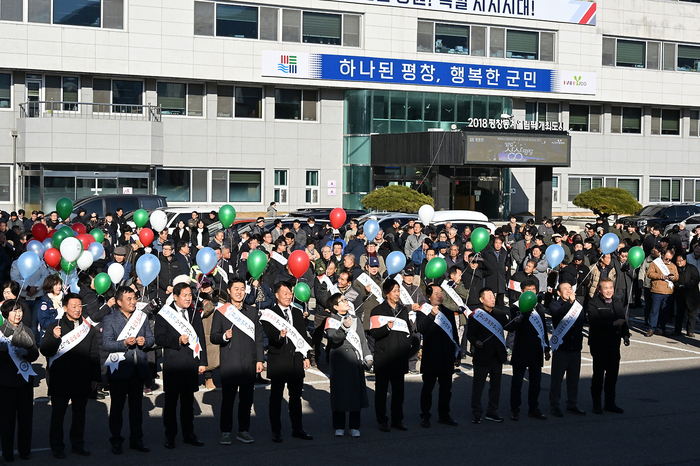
329,208,347,230
138,228,154,247
48,229,56,238
71,223,86,235
31,223,48,242
44,248,62,269
288,250,310,279
76,234,93,251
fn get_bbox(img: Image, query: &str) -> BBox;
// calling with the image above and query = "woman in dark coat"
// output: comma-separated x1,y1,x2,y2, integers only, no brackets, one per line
172,220,190,247
326,293,371,437
2,280,31,328
190,220,210,256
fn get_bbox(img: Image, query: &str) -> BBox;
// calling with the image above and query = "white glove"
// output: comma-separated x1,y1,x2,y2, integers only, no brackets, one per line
343,316,354,328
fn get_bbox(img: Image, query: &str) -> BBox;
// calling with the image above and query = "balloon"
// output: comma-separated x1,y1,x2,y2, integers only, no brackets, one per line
94,272,112,295
17,251,41,280
545,244,565,269
518,290,538,313
133,209,149,228
329,208,346,230
418,204,435,225
26,240,45,257
61,258,77,274
43,248,62,269
196,247,218,275
71,223,86,235
386,251,407,276
31,223,48,242
48,229,56,239
42,238,53,249
150,210,168,232
294,282,311,303
90,228,105,244
600,233,620,255
108,263,125,284
76,250,94,271
218,204,236,229
136,254,161,287
628,246,645,269
288,250,310,279
471,227,491,253
364,219,379,242
52,228,69,249
59,237,83,263
425,257,447,279
56,197,73,221
88,242,105,261
138,228,154,247
76,234,93,251
247,250,268,280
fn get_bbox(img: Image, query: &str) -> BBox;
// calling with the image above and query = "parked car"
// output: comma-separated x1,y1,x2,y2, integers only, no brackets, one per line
663,214,700,235
124,207,254,235
285,208,367,221
236,217,331,237
358,210,496,236
71,194,167,219
619,204,700,233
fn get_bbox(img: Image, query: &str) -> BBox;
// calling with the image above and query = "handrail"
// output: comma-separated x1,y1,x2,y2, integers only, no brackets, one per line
19,101,162,122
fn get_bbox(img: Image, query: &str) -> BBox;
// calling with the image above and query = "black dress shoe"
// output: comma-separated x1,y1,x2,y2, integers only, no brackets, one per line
291,430,313,440
130,442,150,452
111,444,123,455
19,453,31,460
550,407,564,418
3,454,14,462
378,422,390,432
164,439,175,449
592,405,603,415
565,407,586,416
510,409,519,421
528,410,547,420
390,421,408,431
420,417,431,428
52,451,66,460
604,404,624,414
183,436,204,446
71,446,91,456
271,433,283,443
437,416,459,426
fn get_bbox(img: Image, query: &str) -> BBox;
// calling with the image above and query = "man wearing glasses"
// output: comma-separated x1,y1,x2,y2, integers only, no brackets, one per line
158,242,184,302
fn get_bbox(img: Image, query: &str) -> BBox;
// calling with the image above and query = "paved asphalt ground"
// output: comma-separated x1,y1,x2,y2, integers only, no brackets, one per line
3,304,700,466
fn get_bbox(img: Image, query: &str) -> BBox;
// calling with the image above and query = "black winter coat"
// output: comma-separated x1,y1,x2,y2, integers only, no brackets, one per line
509,304,549,368
587,294,630,348
416,304,459,375
369,301,412,376
0,322,39,388
262,305,310,381
549,298,584,352
467,307,509,366
483,246,510,294
210,303,264,385
158,255,184,301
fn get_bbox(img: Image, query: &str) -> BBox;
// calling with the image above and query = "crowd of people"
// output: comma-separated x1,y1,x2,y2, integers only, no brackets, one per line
0,206,697,462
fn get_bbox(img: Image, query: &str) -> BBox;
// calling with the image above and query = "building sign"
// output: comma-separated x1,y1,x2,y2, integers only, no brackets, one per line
466,133,570,166
323,0,596,25
465,118,565,131
262,51,596,95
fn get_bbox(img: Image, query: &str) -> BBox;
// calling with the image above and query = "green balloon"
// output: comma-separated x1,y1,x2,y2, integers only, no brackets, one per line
425,257,447,279
247,250,268,280
56,197,73,221
294,282,311,303
90,228,105,244
518,290,538,313
219,204,236,229
52,228,69,249
0,313,3,326
61,258,77,274
628,246,645,269
471,227,491,253
133,209,149,228
94,272,112,295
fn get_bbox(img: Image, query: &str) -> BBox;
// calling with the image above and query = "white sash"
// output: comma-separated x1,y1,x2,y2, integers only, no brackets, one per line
325,317,363,359
529,311,548,350
216,303,256,341
472,309,506,347
369,314,410,334
48,318,92,367
550,301,583,351
259,308,312,356
0,332,37,382
652,257,674,289
272,251,288,265
419,303,460,357
394,276,415,306
320,274,333,291
159,306,202,359
357,273,384,304
441,281,466,308
104,310,148,373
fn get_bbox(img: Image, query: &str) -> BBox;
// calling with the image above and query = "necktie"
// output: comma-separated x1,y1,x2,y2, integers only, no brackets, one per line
283,307,290,323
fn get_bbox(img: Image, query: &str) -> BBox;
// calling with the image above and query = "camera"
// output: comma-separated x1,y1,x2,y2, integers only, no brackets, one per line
142,297,163,315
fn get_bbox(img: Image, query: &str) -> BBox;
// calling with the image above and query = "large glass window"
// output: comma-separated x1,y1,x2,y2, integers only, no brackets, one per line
235,87,263,118
677,44,700,72
435,23,469,55
569,104,601,132
157,82,204,116
54,0,101,27
112,80,142,113
616,39,645,68
229,171,261,202
611,106,642,134
649,178,681,203
0,74,10,109
275,89,317,121
507,29,538,60
157,170,190,202
651,108,680,135
217,4,258,39
303,12,341,45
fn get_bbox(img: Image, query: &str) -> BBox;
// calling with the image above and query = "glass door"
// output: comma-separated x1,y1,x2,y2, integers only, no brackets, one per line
26,80,42,117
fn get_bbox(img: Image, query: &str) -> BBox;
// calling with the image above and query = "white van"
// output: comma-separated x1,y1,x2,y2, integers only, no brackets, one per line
431,210,496,234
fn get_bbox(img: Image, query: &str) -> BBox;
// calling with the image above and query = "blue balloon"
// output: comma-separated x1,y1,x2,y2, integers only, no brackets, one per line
545,244,565,268
196,247,218,275
88,242,104,261
364,219,379,242
386,250,407,276
42,238,53,250
600,232,620,255
26,240,45,257
136,253,161,287
17,251,41,280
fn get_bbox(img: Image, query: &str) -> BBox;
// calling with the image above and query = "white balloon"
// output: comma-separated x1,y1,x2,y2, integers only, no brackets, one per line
150,210,168,232
418,204,435,225
59,237,83,263
108,263,125,284
77,250,94,271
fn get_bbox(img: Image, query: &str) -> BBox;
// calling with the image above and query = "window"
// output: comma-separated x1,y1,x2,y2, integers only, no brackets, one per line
0,74,10,109
435,23,469,55
217,4,258,39
192,170,208,202
44,0,122,28
194,1,215,36
691,110,700,137
611,106,642,134
275,88,317,121
649,178,681,203
647,41,660,70
604,177,640,200
602,37,615,66
663,42,676,71
92,78,143,113
303,12,341,45
260,7,278,41
526,102,559,122
282,9,300,42
568,176,603,202
417,21,434,52
507,29,538,60
212,170,228,202
157,169,191,202
677,44,700,71
305,170,319,204
1,0,22,21
616,39,645,68
651,108,680,135
552,176,559,203
274,169,288,204
157,169,262,203
229,171,261,203
568,177,639,203
471,26,486,56
44,75,79,111
28,0,51,23
343,14,360,47
569,104,601,132
217,85,233,118
54,0,101,26
235,87,262,118
489,27,504,58
157,83,204,116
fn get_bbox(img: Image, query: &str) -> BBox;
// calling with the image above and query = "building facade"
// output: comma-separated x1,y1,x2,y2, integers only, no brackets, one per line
0,0,699,217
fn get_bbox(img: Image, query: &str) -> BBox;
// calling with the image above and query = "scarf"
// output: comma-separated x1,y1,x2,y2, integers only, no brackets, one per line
49,292,63,312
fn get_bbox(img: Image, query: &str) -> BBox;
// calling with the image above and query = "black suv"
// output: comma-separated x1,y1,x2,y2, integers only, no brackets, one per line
619,204,700,233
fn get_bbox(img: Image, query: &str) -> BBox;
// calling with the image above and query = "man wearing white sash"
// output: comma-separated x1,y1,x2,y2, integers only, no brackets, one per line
508,280,550,421
155,283,208,449
646,250,679,337
40,293,100,459
548,281,586,417
102,287,154,454
467,287,510,424
397,265,425,374
211,278,264,445
416,285,459,428
0,300,39,462
262,282,313,443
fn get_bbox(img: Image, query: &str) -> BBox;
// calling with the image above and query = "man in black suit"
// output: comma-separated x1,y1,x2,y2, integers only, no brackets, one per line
210,278,265,445
261,282,312,443
175,241,192,275
483,235,511,306
40,293,101,459
154,283,208,449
